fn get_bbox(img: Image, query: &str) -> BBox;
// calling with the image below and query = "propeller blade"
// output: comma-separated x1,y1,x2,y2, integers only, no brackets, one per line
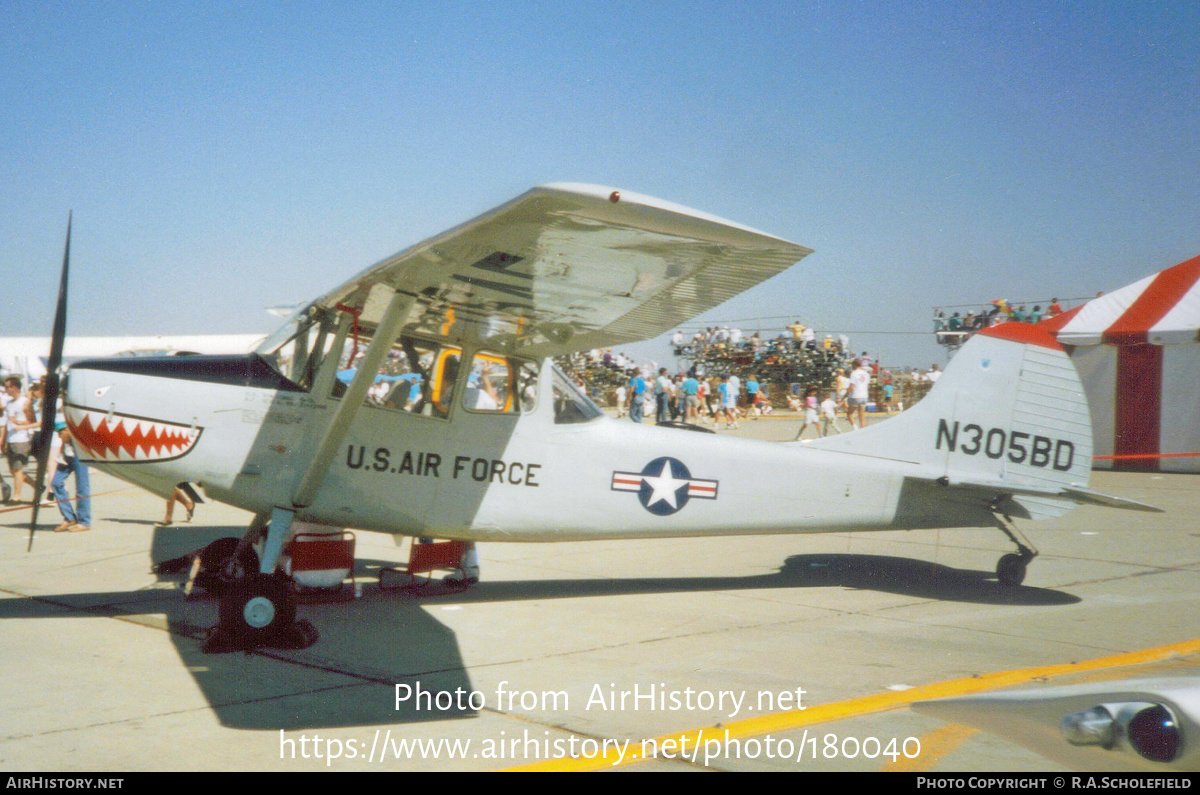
28,213,71,551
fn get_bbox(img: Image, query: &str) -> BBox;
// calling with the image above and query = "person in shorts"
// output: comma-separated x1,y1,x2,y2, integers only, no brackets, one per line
681,373,700,423
719,374,739,429
2,377,35,503
847,359,871,430
820,392,842,435
794,385,820,441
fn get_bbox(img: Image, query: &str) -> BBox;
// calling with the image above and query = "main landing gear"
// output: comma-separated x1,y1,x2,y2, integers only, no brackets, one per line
991,499,1038,587
196,514,316,653
185,537,259,597
217,573,297,643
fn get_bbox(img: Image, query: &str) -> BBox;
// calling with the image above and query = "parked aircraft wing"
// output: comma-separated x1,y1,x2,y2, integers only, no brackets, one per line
913,677,1200,771
313,183,812,356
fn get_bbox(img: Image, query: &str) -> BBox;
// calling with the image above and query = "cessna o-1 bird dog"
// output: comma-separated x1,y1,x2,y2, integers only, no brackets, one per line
38,184,1156,650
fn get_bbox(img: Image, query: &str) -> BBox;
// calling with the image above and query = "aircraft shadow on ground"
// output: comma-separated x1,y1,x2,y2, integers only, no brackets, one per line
427,553,1080,608
0,524,478,731
149,525,479,731
0,525,1077,731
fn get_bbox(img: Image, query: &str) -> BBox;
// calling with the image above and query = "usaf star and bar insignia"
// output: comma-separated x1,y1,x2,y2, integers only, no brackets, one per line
611,456,718,516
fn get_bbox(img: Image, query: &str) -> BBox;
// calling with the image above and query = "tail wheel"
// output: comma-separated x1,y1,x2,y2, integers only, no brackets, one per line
996,553,1028,587
218,573,296,644
990,508,1037,588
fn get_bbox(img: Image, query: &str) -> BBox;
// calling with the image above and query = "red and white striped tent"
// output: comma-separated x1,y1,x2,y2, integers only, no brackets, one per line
1041,254,1200,472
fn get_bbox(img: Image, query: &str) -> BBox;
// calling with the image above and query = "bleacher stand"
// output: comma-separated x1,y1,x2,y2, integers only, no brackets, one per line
558,332,867,411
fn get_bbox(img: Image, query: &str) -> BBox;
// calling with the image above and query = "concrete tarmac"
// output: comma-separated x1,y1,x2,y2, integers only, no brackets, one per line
0,416,1196,772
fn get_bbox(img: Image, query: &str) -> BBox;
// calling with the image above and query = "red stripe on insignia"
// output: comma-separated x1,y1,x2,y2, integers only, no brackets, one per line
1103,254,1200,345
976,320,1064,351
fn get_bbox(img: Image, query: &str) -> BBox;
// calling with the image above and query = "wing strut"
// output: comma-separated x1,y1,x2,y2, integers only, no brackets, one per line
255,289,411,575
292,289,412,508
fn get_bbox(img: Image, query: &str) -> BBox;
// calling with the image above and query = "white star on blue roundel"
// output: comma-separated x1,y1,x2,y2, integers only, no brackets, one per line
610,457,719,516
638,457,693,515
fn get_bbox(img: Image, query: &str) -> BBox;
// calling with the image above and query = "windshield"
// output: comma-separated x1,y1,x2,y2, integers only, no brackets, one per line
255,303,315,359
551,363,603,424
255,303,339,389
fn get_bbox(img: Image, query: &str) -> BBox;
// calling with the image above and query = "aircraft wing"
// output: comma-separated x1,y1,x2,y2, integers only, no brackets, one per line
313,184,812,357
913,677,1200,770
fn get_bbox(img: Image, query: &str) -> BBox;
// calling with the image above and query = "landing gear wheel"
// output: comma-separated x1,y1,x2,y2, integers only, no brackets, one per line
195,537,259,595
989,504,1037,589
218,573,296,646
996,553,1028,587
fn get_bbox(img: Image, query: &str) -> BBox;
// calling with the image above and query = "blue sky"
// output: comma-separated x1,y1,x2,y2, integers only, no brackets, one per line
2,1,1197,369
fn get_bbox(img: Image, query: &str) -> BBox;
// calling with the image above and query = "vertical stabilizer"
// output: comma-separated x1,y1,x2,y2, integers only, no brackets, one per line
805,323,1093,519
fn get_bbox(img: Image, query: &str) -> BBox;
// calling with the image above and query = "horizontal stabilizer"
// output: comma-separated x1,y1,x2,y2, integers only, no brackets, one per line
1060,486,1163,513
919,476,1163,513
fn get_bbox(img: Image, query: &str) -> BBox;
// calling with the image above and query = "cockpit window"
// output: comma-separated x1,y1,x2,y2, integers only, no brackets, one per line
551,364,602,424
462,353,539,414
463,353,513,412
517,361,538,413
347,337,459,419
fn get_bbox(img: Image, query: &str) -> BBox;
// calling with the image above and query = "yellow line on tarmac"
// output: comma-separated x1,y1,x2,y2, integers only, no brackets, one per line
502,637,1200,772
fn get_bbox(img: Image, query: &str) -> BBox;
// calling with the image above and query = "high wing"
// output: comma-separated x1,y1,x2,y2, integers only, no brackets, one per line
312,183,812,356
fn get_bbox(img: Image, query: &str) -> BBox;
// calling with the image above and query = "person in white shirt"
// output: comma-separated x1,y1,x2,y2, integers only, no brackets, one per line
820,393,843,436
654,368,672,425
847,360,871,430
927,364,942,383
834,368,850,413
727,374,741,418
2,377,35,503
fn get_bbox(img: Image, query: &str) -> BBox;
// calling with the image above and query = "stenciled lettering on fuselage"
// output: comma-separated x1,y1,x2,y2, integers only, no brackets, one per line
611,456,718,516
935,419,1075,471
344,445,541,487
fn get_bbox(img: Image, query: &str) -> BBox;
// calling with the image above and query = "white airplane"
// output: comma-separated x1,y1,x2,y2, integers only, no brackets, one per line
44,184,1156,650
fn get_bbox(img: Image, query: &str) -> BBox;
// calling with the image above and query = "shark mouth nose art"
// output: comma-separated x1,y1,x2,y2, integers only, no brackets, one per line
65,404,202,463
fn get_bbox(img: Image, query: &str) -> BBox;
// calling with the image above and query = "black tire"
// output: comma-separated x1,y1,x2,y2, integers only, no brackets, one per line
997,553,1027,587
218,573,296,645
196,537,259,594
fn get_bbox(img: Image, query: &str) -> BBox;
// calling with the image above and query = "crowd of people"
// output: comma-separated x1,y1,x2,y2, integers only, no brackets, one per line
934,297,1067,348
564,322,861,401
557,322,948,436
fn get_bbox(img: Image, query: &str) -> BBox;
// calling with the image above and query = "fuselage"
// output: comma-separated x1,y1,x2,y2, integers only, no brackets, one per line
63,354,955,542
